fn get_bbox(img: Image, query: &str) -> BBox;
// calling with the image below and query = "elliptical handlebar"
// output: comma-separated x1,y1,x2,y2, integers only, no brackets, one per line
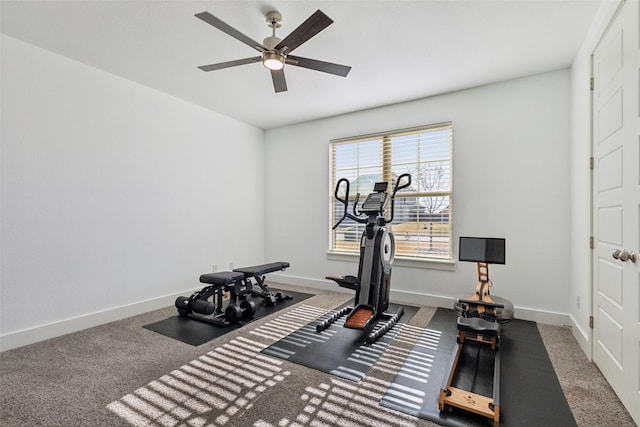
394,173,412,193
353,193,362,217
332,178,349,230
332,178,368,229
385,173,412,225
332,173,413,229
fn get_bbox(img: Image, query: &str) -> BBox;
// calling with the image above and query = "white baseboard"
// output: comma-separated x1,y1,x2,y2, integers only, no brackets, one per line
269,273,572,325
1,274,575,352
511,306,571,325
0,290,190,352
268,273,341,292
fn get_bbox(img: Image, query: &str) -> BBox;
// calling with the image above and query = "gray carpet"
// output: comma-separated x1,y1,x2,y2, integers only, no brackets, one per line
0,283,636,427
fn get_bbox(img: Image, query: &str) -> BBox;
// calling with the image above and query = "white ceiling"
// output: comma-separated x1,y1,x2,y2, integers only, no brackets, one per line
1,0,603,130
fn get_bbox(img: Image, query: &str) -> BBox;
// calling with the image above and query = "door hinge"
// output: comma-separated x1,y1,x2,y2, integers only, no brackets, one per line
589,316,594,328
590,157,594,170
590,77,594,91
590,236,594,249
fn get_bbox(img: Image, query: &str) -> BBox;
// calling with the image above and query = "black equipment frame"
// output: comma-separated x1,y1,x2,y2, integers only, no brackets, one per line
175,262,291,327
320,174,411,344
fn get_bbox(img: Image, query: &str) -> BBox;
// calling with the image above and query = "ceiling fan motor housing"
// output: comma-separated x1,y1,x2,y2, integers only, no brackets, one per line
263,35,281,50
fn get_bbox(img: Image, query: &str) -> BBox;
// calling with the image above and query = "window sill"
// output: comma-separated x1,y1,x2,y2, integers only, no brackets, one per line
327,250,456,271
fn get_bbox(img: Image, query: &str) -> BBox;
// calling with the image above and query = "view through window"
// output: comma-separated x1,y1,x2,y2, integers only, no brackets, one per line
329,123,453,260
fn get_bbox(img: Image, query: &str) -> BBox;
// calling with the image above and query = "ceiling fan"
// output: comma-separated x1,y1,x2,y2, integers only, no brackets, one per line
195,9,352,93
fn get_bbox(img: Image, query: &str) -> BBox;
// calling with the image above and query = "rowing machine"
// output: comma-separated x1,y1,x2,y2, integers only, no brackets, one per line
439,237,513,426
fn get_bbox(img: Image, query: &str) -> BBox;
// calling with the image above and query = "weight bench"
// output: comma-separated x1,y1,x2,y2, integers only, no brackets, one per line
233,262,292,305
175,261,290,326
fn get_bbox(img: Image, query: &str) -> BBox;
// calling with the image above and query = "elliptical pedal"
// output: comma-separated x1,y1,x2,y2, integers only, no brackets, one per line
344,305,375,329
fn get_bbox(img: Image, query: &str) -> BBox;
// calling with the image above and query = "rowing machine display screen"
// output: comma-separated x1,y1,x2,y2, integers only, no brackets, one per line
459,237,505,264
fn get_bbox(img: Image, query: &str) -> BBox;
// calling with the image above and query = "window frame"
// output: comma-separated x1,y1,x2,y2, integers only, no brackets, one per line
328,123,455,269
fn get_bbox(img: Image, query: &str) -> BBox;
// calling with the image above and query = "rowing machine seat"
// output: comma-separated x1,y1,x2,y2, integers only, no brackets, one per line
457,316,501,337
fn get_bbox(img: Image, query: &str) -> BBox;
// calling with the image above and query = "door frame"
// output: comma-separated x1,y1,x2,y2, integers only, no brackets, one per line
589,0,625,362
589,0,639,424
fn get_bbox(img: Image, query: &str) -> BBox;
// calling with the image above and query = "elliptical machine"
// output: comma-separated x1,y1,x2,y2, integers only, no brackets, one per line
318,173,411,344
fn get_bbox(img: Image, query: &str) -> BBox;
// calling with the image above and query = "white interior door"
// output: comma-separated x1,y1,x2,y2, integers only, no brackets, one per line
592,0,640,424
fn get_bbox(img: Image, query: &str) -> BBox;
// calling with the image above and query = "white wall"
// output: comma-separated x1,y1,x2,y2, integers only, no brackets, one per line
568,0,622,356
264,70,571,324
0,36,265,350
2,14,607,350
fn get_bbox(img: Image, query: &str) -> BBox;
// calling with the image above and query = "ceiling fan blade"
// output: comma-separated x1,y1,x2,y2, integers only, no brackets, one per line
271,69,288,93
198,57,262,72
274,9,333,54
286,55,351,77
196,11,267,52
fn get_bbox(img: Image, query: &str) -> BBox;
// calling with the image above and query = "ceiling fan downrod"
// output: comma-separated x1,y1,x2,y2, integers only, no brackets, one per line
263,11,282,50
263,11,284,70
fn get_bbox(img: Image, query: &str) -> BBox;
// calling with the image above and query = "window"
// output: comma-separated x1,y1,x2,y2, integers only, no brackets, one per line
329,123,453,261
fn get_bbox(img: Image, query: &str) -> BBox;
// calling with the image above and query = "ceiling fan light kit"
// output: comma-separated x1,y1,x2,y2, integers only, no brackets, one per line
195,9,352,93
262,52,285,70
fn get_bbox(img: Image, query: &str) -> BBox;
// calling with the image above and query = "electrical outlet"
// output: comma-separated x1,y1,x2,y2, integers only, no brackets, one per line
213,264,218,272
576,295,580,309
229,261,234,270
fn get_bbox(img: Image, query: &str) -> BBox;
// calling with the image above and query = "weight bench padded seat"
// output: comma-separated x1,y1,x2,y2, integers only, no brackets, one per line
457,316,501,337
233,262,290,278
199,271,245,286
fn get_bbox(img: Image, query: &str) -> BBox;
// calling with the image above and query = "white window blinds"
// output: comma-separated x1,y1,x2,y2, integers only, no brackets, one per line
329,123,453,260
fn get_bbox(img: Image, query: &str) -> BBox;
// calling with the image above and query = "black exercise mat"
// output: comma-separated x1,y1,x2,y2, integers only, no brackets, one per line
143,289,312,346
262,302,419,382
380,308,576,426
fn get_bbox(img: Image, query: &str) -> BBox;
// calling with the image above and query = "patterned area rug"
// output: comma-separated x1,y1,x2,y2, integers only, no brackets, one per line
380,308,577,426
107,303,422,427
261,302,418,382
